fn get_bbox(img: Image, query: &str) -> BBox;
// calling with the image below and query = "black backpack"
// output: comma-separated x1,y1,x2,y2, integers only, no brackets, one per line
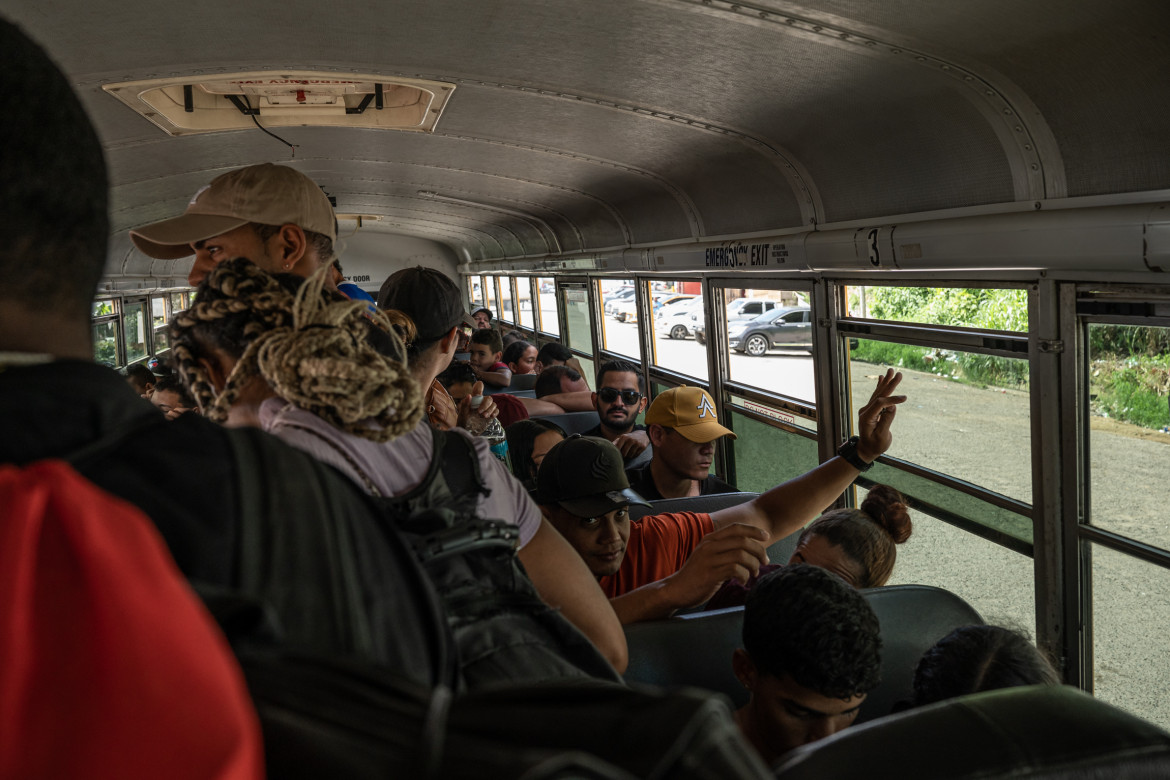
377,424,622,688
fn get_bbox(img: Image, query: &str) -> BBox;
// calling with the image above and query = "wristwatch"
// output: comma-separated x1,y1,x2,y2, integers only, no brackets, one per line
837,435,874,472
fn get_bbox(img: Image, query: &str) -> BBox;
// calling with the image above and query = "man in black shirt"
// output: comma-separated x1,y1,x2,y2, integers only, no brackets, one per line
583,359,652,468
625,385,738,500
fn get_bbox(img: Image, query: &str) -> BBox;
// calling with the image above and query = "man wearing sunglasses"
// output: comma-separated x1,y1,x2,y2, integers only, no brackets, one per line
584,360,652,467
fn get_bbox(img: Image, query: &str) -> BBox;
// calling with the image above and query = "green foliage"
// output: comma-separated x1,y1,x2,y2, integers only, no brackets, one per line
1090,355,1170,429
851,340,1028,389
866,286,1028,331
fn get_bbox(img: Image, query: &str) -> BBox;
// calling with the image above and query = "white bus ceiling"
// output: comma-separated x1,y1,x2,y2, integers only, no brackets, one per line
5,1,1169,288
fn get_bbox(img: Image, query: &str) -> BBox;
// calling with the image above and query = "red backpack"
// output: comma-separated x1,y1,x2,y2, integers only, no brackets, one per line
0,460,263,780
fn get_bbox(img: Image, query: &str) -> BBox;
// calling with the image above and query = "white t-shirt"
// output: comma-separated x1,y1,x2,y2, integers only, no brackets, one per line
258,398,541,548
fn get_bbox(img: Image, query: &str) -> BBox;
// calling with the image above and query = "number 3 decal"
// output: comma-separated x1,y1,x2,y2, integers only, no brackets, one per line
867,228,881,266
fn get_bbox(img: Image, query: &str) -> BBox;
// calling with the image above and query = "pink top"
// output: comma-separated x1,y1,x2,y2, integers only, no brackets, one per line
258,398,541,548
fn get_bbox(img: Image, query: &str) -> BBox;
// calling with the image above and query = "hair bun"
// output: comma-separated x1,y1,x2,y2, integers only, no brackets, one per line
860,484,912,544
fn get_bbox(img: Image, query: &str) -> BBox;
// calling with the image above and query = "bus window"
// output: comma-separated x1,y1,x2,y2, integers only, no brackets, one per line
885,499,1035,633
151,296,168,355
482,276,496,319
721,286,813,403
122,300,148,366
725,405,819,492
92,319,119,368
1091,544,1170,729
516,277,535,331
846,285,1029,332
597,278,640,362
1087,323,1170,546
848,340,1031,507
560,281,594,382
536,277,558,336
648,279,704,382
498,276,515,325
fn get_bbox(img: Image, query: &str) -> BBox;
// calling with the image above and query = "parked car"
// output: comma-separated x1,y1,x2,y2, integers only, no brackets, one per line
613,292,693,323
604,287,637,316
728,306,813,356
654,297,704,339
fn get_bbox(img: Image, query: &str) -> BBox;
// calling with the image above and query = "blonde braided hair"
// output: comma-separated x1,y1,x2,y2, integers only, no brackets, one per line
170,258,423,442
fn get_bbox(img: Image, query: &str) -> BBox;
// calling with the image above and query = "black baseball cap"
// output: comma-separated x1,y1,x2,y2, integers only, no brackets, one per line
534,436,650,517
377,266,475,342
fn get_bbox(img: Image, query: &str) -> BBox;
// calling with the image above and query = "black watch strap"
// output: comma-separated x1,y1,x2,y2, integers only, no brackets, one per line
837,435,874,472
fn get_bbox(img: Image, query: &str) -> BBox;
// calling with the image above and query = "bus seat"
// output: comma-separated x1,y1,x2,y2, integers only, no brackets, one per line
506,389,536,399
774,685,1170,779
511,373,539,391
623,606,747,707
623,585,983,719
529,410,601,436
856,584,984,723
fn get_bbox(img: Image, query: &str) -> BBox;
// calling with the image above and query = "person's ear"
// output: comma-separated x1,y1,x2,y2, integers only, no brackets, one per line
648,423,668,447
438,326,459,355
534,361,545,374
732,648,758,692
637,395,648,414
591,391,600,412
272,223,309,270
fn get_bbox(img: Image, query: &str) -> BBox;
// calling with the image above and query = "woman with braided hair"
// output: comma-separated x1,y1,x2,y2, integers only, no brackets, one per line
171,257,629,679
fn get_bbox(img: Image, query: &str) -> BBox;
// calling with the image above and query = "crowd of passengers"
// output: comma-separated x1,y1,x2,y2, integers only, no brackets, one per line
1,17,1066,779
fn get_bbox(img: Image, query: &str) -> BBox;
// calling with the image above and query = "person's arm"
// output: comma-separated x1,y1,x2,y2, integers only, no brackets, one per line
472,363,512,388
709,369,906,543
518,518,629,672
528,389,595,412
609,523,770,624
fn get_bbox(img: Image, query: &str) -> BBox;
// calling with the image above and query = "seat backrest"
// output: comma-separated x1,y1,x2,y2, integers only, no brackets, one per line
623,606,749,707
623,584,983,720
510,373,539,391
775,685,1170,780
856,584,984,722
528,410,601,436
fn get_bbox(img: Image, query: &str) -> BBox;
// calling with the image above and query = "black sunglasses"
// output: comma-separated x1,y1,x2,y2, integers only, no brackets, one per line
597,388,642,405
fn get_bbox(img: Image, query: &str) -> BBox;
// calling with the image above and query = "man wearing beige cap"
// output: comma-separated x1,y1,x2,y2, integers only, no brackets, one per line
130,163,337,287
625,385,738,500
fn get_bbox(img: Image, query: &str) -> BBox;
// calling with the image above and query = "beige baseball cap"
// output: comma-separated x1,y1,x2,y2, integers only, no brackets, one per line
129,163,337,260
645,386,737,443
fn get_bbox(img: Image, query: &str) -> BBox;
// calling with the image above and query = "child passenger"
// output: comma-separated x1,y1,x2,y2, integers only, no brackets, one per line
502,340,539,375
468,328,512,389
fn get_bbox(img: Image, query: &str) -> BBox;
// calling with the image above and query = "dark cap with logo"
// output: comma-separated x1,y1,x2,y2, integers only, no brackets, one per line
377,266,475,343
535,436,651,517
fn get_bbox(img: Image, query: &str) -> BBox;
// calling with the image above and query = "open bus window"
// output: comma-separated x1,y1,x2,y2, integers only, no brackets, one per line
721,287,813,403
647,279,704,382
92,320,119,367
597,278,640,362
845,285,1029,332
1087,324,1170,551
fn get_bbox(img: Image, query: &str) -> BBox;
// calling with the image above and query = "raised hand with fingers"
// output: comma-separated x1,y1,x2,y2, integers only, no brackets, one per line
855,368,907,463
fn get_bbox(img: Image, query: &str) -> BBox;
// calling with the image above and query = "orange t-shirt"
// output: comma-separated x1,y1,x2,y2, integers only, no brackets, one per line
598,511,715,598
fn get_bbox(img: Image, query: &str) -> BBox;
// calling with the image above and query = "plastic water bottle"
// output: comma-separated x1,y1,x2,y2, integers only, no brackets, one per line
470,394,510,467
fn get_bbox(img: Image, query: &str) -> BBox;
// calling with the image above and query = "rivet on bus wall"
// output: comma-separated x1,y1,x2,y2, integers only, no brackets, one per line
1034,202,1042,210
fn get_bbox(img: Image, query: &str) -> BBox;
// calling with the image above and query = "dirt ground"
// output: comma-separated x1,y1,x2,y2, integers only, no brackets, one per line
854,365,1170,728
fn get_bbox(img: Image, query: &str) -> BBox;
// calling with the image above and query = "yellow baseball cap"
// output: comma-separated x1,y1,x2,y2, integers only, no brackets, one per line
129,163,337,260
645,386,736,443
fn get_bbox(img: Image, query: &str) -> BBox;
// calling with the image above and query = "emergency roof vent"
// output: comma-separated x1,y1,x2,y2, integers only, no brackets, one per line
102,70,456,136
